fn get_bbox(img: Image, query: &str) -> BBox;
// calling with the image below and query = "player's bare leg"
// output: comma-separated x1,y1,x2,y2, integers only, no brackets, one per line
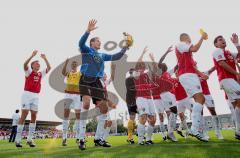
15,109,29,147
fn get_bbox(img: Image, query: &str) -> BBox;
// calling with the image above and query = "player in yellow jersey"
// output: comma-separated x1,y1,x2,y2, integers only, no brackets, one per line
61,58,82,147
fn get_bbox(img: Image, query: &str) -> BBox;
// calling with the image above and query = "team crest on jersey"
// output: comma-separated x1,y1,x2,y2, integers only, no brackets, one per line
93,55,102,63
218,55,223,59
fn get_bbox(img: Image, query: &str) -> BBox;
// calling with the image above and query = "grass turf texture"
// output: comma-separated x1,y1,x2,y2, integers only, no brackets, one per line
0,130,239,158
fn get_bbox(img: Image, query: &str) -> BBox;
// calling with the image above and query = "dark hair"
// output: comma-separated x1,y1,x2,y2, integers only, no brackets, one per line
31,60,39,69
214,35,223,46
129,68,134,74
158,63,167,72
180,33,188,41
90,37,99,47
15,109,19,113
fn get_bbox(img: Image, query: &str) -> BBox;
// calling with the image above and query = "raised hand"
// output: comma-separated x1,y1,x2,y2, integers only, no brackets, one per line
142,46,148,55
149,53,155,62
201,32,208,40
32,50,38,57
40,54,47,59
87,19,98,33
231,33,239,45
166,45,173,54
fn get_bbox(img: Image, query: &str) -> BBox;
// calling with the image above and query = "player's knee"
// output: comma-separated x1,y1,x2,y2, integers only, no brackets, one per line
139,115,147,124
194,93,205,104
235,99,240,108
108,120,112,127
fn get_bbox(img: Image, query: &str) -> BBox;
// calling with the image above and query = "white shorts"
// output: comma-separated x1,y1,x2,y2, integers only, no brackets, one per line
204,95,215,108
177,98,193,113
153,99,170,114
220,78,240,102
179,73,202,97
21,91,39,111
160,92,177,108
64,93,82,110
136,97,156,116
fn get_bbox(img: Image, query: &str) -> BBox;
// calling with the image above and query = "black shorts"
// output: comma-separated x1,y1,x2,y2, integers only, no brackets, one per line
127,104,138,115
79,75,107,105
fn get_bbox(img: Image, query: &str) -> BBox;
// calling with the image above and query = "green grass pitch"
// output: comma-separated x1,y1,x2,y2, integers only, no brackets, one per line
0,130,240,158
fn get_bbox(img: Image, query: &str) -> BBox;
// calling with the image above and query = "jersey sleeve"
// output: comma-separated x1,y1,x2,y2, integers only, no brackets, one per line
213,48,226,62
24,68,32,77
176,42,192,53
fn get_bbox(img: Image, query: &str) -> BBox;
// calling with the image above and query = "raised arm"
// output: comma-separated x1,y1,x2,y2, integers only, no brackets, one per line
149,53,158,73
158,46,173,64
79,19,98,53
189,32,208,52
40,54,51,73
24,50,38,71
62,59,69,76
231,33,240,56
102,47,128,61
110,63,116,81
207,66,216,75
138,46,148,63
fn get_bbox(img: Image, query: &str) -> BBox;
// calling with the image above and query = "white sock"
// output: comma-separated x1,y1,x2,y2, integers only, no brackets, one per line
75,119,80,139
235,107,240,132
159,121,166,137
227,100,236,124
137,123,145,143
212,115,221,133
95,116,105,140
15,124,24,143
79,120,86,140
146,125,154,141
191,102,203,132
168,113,176,133
62,120,69,139
200,115,208,136
79,108,88,140
103,127,111,141
27,123,36,142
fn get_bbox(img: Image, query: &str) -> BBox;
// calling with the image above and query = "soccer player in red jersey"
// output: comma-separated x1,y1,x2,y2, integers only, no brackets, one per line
15,50,51,147
212,33,240,140
134,47,156,145
175,32,208,142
